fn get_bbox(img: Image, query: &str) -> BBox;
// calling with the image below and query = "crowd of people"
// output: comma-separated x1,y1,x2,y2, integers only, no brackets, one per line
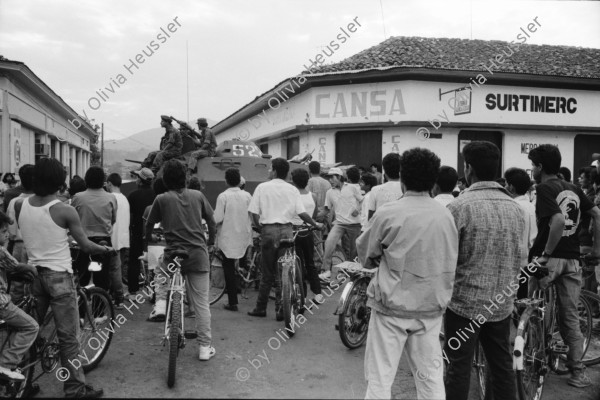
0,140,598,399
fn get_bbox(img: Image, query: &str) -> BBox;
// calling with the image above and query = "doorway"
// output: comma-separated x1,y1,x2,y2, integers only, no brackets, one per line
457,130,503,179
335,130,382,168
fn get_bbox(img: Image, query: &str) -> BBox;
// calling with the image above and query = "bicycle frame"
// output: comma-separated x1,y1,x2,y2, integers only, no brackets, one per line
163,257,185,347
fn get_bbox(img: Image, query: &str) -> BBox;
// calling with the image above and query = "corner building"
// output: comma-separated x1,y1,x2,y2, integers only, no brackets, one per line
0,56,97,178
213,37,600,177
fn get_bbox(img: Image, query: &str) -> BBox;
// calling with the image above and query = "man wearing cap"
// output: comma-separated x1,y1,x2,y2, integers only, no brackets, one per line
318,166,363,281
145,115,183,173
187,118,218,173
127,168,156,296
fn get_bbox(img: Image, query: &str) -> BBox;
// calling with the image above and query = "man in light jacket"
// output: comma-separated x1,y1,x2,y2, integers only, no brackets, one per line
357,148,458,400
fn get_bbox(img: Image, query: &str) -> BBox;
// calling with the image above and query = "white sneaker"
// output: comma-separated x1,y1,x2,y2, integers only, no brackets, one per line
199,345,216,361
318,270,331,281
148,299,166,322
0,366,24,381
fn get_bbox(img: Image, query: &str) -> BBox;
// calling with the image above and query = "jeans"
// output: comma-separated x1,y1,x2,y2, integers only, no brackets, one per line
444,309,516,400
118,248,129,285
255,224,291,312
364,311,444,399
33,269,87,397
73,237,124,303
294,231,321,296
0,302,39,369
151,258,211,346
185,271,211,346
545,257,586,370
322,223,361,271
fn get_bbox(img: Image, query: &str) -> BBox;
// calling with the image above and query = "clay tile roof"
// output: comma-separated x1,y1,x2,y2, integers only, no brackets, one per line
306,36,600,79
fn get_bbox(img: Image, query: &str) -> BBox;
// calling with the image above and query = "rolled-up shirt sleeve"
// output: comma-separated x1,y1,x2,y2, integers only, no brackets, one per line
248,186,260,215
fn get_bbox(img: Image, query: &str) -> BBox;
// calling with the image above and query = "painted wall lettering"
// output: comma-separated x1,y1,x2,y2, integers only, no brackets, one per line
486,94,577,114
315,89,406,118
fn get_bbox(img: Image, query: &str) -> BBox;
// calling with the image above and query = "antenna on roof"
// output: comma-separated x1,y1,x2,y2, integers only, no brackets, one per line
186,40,190,122
380,0,387,40
470,0,473,40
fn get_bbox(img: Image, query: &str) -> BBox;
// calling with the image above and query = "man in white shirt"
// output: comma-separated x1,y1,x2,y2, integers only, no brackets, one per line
359,173,377,232
214,168,252,311
247,158,323,320
106,173,130,297
367,153,403,221
319,167,363,281
433,166,458,207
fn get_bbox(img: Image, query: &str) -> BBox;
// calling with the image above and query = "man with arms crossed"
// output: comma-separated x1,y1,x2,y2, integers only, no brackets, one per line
528,144,599,387
16,158,112,398
247,158,323,320
358,148,458,399
445,142,524,400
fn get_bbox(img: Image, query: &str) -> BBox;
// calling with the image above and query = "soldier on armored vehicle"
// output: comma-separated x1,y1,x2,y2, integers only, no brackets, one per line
141,115,183,173
187,118,218,173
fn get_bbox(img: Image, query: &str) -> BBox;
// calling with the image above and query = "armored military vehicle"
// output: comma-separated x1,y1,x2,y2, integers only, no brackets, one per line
122,136,309,207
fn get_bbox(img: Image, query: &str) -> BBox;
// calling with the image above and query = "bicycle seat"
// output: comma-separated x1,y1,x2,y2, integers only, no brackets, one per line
279,238,294,248
169,250,189,260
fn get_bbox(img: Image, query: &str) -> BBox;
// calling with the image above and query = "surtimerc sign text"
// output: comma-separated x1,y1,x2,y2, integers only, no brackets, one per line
485,93,577,113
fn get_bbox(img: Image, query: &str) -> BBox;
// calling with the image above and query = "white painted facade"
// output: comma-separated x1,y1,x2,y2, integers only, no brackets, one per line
216,78,600,177
0,61,96,179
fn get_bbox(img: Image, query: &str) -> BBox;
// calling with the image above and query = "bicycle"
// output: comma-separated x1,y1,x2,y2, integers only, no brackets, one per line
162,251,192,388
513,259,594,400
0,271,114,398
333,261,375,349
209,239,261,306
278,226,312,337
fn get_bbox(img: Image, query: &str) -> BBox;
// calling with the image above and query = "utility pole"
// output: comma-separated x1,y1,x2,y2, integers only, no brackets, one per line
101,122,104,169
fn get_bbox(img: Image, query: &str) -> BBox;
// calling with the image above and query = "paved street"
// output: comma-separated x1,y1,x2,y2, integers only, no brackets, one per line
34,286,600,399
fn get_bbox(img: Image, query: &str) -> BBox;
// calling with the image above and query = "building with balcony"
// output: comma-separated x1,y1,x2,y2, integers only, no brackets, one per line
0,56,97,180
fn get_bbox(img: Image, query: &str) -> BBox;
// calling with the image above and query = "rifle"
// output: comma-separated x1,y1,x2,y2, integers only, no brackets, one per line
170,116,202,140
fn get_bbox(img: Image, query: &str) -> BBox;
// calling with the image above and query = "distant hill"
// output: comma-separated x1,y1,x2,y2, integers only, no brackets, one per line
104,118,218,165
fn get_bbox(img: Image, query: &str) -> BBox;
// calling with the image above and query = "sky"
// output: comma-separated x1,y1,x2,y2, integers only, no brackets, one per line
1,0,599,141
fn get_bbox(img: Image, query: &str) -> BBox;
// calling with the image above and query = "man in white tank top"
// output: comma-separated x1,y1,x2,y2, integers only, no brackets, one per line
16,158,114,398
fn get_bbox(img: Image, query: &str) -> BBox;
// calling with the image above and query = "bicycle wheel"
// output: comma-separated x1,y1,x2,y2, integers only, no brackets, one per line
167,291,182,388
79,287,115,372
473,341,488,400
282,258,304,337
209,254,226,306
338,277,370,349
580,289,600,366
514,308,545,400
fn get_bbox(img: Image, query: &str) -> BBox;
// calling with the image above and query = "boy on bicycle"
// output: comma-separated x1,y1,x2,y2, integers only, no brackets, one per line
528,144,600,387
145,160,217,361
0,211,38,381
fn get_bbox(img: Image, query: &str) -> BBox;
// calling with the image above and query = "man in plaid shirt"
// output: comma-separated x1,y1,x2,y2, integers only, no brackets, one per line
445,141,525,400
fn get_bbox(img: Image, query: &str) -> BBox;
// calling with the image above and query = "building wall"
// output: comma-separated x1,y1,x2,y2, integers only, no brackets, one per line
0,74,94,178
215,78,600,177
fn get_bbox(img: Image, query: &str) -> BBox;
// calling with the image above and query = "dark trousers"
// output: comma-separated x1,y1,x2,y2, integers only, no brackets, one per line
128,229,144,292
256,224,291,311
222,256,239,306
294,231,321,295
73,236,123,302
444,309,516,400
